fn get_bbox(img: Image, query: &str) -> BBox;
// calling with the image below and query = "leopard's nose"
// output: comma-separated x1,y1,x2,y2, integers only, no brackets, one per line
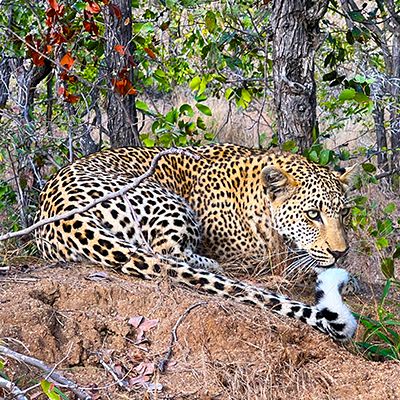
328,247,349,261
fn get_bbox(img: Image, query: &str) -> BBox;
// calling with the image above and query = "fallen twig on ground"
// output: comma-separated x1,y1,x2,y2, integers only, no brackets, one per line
0,148,199,242
0,345,91,400
98,357,130,390
158,301,207,373
0,376,28,400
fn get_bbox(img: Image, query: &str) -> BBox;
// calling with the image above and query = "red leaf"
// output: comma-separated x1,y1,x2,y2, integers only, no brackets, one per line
60,52,75,70
83,19,99,35
60,71,77,83
143,47,156,59
57,86,65,96
66,92,80,104
86,1,101,14
127,87,138,95
48,0,59,11
127,55,136,67
109,3,122,19
83,20,92,32
31,54,45,66
25,34,44,66
114,44,125,55
50,31,67,45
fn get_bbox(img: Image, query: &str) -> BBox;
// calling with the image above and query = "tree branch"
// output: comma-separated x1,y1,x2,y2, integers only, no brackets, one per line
0,377,28,400
0,345,91,400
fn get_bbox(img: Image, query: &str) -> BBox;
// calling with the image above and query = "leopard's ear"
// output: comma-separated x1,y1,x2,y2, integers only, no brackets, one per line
261,166,298,201
336,164,358,186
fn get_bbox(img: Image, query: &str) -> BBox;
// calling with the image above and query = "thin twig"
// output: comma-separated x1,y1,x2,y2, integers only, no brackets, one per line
158,301,207,373
0,148,199,242
0,376,28,400
99,358,130,390
0,345,91,400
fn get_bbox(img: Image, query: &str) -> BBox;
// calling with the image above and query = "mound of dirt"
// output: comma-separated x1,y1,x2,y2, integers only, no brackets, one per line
0,260,399,399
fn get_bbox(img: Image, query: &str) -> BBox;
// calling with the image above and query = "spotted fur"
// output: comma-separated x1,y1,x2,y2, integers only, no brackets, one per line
36,144,357,341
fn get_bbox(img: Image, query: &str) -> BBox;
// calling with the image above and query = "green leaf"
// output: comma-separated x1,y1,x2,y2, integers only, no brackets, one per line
205,11,217,33
241,88,251,103
198,76,208,95
195,103,212,116
225,88,234,100
354,92,370,103
165,108,178,123
282,140,297,152
154,69,166,78
177,135,187,146
41,380,61,400
354,74,367,83
377,219,393,235
376,237,389,250
349,10,365,22
309,150,319,163
135,100,149,112
73,1,86,11
133,22,154,34
393,245,400,259
143,137,155,147
204,132,214,140
339,88,356,101
189,76,201,91
197,117,206,130
236,88,252,109
179,104,194,117
362,163,376,173
381,279,392,299
195,93,208,102
381,257,394,279
319,149,331,165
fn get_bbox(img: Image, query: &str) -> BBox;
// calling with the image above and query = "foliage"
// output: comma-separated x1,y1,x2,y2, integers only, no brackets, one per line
41,379,69,400
355,278,400,361
350,180,400,361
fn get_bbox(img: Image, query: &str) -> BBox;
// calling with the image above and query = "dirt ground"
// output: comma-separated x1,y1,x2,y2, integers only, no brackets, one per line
0,253,399,400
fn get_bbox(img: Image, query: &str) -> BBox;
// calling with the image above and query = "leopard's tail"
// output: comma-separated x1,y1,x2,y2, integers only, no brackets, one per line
120,250,357,341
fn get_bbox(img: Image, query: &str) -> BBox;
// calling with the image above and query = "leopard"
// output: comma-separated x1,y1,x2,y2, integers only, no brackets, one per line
35,143,357,341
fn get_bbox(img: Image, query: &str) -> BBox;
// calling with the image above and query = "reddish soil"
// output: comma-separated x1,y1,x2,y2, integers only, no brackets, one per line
0,257,399,400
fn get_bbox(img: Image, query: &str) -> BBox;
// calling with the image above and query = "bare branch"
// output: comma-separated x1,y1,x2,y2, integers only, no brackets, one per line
98,358,130,390
0,376,28,400
0,345,91,400
0,148,199,242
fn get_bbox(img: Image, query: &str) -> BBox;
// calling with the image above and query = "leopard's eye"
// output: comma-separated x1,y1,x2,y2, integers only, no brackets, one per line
306,209,321,221
340,207,351,217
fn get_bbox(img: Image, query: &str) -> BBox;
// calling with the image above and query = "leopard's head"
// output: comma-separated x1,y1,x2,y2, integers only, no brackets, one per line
262,156,355,268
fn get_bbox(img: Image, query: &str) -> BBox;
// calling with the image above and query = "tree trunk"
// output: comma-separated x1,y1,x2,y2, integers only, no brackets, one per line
0,57,11,109
389,30,400,175
373,103,389,171
271,0,329,151
104,0,140,148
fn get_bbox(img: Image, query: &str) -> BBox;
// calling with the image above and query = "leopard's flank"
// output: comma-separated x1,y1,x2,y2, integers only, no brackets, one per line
36,144,357,341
